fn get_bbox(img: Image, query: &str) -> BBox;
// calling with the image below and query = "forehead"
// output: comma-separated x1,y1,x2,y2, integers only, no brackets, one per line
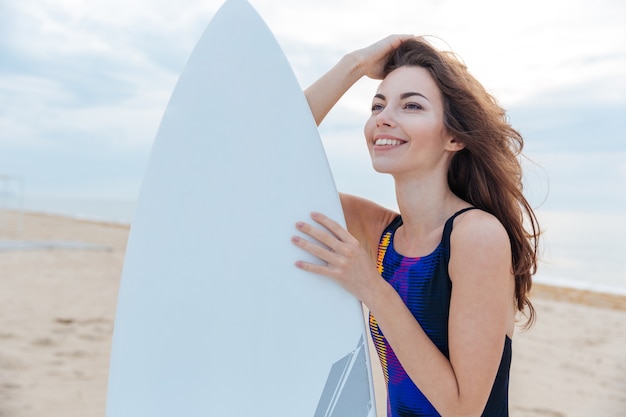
376,66,442,103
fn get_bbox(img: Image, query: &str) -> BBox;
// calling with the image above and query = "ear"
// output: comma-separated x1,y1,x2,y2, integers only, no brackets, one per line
445,136,466,152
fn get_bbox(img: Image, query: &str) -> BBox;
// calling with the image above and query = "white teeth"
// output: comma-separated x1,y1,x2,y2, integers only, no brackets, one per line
375,138,404,146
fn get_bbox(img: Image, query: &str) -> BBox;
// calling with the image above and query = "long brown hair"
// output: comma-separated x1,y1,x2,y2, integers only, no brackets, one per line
385,37,540,326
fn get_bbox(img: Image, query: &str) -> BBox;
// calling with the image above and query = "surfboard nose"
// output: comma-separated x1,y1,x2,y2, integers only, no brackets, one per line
105,1,376,416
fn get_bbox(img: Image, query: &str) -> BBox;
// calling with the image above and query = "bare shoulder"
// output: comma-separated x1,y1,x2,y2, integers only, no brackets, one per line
448,209,516,338
449,209,512,277
451,209,510,250
339,193,398,256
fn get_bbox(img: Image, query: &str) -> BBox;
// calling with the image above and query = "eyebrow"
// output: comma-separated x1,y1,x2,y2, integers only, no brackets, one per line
374,92,430,102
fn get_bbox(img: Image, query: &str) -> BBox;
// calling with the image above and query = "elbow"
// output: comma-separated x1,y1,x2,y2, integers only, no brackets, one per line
438,395,491,417
441,408,484,417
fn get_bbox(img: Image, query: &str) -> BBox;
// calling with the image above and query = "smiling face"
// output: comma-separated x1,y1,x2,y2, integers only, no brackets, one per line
364,66,462,181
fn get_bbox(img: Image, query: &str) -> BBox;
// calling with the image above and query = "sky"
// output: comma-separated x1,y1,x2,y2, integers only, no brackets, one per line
1,0,625,290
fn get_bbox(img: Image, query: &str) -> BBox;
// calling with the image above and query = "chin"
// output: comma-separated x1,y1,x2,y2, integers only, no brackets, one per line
371,161,396,175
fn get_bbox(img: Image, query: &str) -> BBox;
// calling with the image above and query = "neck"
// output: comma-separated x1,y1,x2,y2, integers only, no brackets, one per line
393,171,465,238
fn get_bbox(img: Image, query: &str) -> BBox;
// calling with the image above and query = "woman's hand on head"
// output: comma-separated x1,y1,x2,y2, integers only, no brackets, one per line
351,34,414,80
291,212,381,304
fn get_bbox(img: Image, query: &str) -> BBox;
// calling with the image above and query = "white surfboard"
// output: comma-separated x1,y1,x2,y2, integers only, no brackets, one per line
105,1,376,416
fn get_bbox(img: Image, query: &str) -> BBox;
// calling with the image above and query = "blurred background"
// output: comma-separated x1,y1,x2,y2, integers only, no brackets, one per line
1,0,624,294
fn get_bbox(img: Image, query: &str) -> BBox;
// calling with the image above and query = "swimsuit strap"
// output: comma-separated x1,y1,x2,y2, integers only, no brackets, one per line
384,214,404,234
378,207,478,256
442,207,478,262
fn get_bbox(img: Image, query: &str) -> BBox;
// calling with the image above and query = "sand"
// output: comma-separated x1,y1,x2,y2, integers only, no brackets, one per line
0,210,624,417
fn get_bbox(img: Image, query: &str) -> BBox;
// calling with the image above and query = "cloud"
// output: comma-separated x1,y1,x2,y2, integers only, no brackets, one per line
1,0,625,211
0,1,200,153
512,97,626,153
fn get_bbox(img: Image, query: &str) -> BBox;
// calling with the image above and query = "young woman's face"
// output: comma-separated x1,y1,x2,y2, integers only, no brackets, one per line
364,66,457,179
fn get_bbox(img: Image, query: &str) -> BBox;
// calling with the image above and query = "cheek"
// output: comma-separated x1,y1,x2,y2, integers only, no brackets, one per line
363,117,375,143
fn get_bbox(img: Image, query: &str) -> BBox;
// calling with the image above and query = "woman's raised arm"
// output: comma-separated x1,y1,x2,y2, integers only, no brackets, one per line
304,35,413,125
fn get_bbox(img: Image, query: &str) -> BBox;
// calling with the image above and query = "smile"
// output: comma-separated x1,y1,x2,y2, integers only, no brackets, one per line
374,138,405,146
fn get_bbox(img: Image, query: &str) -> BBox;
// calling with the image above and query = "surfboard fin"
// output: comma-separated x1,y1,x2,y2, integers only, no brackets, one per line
313,335,373,417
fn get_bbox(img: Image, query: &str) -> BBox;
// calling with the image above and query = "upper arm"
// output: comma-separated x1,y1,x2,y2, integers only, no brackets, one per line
447,210,515,413
339,192,397,258
304,54,362,126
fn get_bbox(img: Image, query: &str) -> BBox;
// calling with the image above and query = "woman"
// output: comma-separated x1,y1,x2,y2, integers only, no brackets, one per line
291,36,540,417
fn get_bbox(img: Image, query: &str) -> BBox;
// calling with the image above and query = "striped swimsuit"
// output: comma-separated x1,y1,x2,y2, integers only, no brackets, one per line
369,208,511,416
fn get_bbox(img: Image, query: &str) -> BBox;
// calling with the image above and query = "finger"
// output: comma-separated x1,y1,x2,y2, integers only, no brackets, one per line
291,235,339,264
392,34,415,43
310,212,353,243
295,219,343,253
294,259,332,276
376,34,413,54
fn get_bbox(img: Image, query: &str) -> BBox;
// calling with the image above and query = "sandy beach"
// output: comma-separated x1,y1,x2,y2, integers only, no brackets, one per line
1,210,624,417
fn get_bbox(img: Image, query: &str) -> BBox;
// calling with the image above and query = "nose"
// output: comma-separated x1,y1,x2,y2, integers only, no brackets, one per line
375,108,394,128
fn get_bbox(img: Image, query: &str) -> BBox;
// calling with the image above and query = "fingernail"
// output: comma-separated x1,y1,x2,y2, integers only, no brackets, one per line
296,222,304,229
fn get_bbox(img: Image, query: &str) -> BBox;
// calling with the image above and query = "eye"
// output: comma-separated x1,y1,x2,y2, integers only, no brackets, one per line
404,102,423,110
371,103,384,113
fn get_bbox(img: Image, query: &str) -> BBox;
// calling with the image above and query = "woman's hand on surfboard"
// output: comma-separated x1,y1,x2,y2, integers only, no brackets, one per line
292,212,381,303
351,34,414,80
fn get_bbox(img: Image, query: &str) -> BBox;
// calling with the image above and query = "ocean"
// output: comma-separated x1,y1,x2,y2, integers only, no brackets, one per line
6,196,626,296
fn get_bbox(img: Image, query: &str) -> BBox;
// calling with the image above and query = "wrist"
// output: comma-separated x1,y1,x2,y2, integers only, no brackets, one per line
341,51,366,80
360,273,390,312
